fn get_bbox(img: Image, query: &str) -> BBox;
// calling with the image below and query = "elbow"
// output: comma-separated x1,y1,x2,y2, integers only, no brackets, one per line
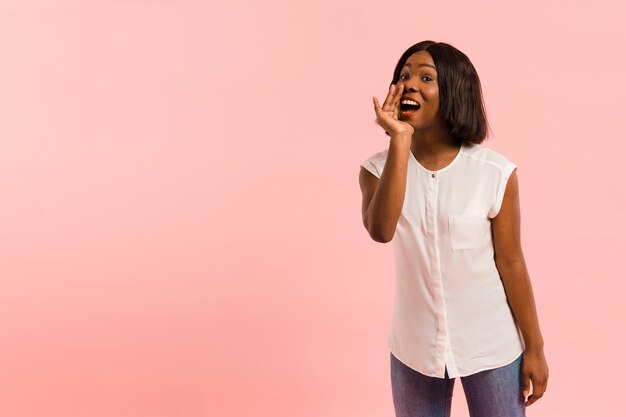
495,257,525,276
367,224,394,243
371,232,392,243
494,251,526,270
363,210,394,243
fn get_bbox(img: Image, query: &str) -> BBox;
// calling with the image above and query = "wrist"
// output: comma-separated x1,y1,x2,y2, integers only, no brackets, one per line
524,342,545,353
389,133,412,147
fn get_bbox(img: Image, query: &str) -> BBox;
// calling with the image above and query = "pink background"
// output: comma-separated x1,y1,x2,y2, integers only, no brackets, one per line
0,1,624,416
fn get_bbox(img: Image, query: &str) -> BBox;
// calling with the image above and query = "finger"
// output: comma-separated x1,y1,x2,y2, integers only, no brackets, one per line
373,97,391,136
373,97,382,125
524,379,546,407
382,84,396,112
392,84,404,115
380,85,391,110
525,396,536,407
373,97,391,133
373,97,385,117
524,378,536,407
394,83,404,105
373,96,391,119
373,96,384,114
532,377,547,400
525,391,543,407
521,373,530,399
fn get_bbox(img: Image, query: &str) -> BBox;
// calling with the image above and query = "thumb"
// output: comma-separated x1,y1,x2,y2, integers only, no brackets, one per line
522,372,531,398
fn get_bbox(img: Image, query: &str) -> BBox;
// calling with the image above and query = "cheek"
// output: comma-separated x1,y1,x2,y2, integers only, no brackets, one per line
422,87,439,102
423,90,440,111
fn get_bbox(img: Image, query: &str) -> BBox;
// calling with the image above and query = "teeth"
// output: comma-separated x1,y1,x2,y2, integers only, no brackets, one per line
401,99,419,106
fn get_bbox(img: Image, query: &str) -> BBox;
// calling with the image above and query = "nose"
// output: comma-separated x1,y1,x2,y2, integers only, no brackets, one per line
400,81,418,95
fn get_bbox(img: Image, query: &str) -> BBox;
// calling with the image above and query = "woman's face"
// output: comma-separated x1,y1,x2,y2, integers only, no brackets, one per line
397,50,441,129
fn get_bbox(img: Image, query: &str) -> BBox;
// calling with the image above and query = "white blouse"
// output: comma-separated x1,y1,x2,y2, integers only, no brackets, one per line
360,142,525,378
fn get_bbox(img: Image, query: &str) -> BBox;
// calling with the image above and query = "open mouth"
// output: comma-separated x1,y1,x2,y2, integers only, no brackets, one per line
400,100,420,116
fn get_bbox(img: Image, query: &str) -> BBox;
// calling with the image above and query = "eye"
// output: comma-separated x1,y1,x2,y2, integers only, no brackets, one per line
400,73,433,82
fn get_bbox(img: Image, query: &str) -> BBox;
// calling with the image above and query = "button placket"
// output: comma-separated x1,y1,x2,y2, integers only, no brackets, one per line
426,169,456,377
425,169,445,376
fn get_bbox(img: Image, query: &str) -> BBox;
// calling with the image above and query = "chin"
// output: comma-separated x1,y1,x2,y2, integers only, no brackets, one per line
400,118,419,128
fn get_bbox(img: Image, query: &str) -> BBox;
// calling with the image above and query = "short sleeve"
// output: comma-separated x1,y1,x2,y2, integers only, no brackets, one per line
488,161,517,219
360,149,388,179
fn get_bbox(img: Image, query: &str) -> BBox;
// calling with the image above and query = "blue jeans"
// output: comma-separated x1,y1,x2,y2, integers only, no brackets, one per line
390,351,526,417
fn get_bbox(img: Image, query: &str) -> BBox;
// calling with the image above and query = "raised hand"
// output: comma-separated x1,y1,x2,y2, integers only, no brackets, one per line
373,83,414,138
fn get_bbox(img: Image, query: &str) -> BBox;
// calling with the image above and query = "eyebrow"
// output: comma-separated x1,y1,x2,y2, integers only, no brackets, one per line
402,62,436,70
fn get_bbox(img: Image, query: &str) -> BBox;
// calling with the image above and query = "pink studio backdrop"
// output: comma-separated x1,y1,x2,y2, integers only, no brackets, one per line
0,1,624,417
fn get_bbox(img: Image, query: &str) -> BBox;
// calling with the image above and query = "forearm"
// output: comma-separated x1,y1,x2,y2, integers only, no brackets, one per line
365,136,411,242
496,257,544,351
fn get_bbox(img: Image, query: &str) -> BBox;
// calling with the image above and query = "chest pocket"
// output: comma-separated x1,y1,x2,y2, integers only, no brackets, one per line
448,213,490,251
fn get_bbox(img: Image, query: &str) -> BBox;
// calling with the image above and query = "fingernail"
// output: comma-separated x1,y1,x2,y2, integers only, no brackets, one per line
523,390,528,397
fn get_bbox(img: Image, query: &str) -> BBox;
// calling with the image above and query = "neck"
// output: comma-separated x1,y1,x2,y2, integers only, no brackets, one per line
410,126,459,160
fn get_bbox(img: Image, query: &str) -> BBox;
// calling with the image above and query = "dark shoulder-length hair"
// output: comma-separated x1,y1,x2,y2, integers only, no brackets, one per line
390,40,492,145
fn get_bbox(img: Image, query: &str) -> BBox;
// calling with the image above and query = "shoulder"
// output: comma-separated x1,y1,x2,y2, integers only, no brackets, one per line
362,148,388,164
462,143,516,174
360,148,389,179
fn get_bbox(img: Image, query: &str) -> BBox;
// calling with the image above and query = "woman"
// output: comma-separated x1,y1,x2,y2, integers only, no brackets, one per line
359,41,549,417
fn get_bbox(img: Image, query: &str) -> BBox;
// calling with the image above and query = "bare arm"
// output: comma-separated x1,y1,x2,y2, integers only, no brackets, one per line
359,137,412,242
360,83,415,243
491,169,549,407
